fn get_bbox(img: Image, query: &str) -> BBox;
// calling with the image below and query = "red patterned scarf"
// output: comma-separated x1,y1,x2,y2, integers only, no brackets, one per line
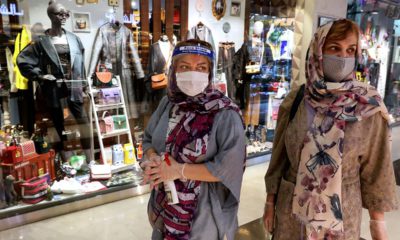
150,89,242,239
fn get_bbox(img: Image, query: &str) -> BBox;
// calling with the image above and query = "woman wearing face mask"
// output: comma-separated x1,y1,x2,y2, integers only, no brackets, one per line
262,19,398,240
141,39,246,240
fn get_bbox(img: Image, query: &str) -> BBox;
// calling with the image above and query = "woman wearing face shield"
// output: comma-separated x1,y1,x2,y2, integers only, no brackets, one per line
263,19,398,240
141,39,246,240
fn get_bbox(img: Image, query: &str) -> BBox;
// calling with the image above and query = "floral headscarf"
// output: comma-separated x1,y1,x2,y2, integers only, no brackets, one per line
292,20,389,239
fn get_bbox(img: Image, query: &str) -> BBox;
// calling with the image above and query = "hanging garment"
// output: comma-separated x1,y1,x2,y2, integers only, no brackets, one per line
13,25,31,90
12,26,35,134
266,24,294,61
187,24,216,51
217,42,236,99
6,48,16,93
232,41,273,109
278,29,294,60
0,33,12,95
88,22,145,119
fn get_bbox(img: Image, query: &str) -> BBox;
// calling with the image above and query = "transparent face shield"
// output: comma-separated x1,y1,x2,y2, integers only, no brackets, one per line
167,44,216,97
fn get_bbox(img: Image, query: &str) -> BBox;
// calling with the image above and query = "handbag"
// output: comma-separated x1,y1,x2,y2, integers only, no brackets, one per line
151,46,172,90
90,164,111,180
151,73,168,90
20,174,50,204
112,115,127,130
99,111,114,134
97,87,121,105
94,64,113,88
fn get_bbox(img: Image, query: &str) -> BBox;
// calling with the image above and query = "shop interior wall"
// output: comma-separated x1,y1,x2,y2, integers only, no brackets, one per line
22,0,123,69
187,0,246,53
313,0,347,32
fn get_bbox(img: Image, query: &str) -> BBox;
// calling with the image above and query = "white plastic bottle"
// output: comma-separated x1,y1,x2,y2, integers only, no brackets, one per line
164,180,179,205
162,153,179,205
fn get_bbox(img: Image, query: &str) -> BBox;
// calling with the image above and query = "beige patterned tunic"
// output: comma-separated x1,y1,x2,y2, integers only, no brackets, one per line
264,88,399,240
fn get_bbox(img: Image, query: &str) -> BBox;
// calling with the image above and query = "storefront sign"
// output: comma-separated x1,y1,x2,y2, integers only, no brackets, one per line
105,12,138,25
0,3,24,16
123,14,137,24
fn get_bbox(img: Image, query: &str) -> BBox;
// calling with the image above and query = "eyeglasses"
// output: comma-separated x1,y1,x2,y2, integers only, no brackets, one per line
52,11,70,18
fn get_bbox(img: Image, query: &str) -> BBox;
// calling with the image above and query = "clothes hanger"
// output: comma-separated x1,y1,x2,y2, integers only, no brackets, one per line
160,34,169,42
197,21,204,27
110,6,120,27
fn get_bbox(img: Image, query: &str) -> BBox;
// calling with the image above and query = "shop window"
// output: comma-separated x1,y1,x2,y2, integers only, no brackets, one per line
0,0,188,228
347,1,400,124
241,9,295,157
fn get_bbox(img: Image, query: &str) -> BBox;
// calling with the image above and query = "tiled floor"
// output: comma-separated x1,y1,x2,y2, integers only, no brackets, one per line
1,160,399,240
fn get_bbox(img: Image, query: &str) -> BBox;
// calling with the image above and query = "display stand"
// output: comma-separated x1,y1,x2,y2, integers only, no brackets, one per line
87,76,137,172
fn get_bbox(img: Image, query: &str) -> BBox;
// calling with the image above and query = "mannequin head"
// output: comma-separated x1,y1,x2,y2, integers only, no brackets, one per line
47,1,70,27
253,21,264,36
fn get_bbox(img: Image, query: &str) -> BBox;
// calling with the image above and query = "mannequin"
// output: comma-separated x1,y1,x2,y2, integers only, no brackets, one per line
147,36,173,110
232,20,273,126
17,1,90,157
250,21,264,66
88,19,145,119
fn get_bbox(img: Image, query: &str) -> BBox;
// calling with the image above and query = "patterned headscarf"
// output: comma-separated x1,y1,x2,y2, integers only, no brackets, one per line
292,20,389,239
149,40,244,239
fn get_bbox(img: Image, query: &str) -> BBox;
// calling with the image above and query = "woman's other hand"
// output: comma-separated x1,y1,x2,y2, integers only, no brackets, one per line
141,152,162,187
263,201,275,234
145,155,183,189
370,220,388,240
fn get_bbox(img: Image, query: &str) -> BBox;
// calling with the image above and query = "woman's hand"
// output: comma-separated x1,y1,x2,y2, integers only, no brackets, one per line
263,201,275,234
370,220,388,240
141,153,162,188
143,155,183,189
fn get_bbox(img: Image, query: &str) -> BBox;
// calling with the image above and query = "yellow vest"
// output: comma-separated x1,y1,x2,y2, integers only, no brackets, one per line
13,25,31,90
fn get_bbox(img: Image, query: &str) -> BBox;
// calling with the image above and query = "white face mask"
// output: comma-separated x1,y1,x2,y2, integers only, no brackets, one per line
176,71,209,97
323,54,355,82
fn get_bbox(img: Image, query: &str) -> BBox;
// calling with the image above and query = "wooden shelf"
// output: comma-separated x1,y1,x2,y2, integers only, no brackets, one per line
101,129,130,139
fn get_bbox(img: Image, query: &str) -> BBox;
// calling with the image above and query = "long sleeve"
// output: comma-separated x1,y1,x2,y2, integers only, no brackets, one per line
186,27,194,40
232,44,245,81
78,37,87,81
142,96,170,154
88,27,104,78
360,113,399,212
205,110,246,201
264,88,297,194
6,48,16,92
16,42,42,80
207,27,216,52
147,44,156,77
127,29,144,79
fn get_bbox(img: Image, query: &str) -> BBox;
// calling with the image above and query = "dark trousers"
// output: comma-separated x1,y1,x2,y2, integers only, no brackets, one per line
218,42,236,99
50,99,90,151
17,82,35,135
